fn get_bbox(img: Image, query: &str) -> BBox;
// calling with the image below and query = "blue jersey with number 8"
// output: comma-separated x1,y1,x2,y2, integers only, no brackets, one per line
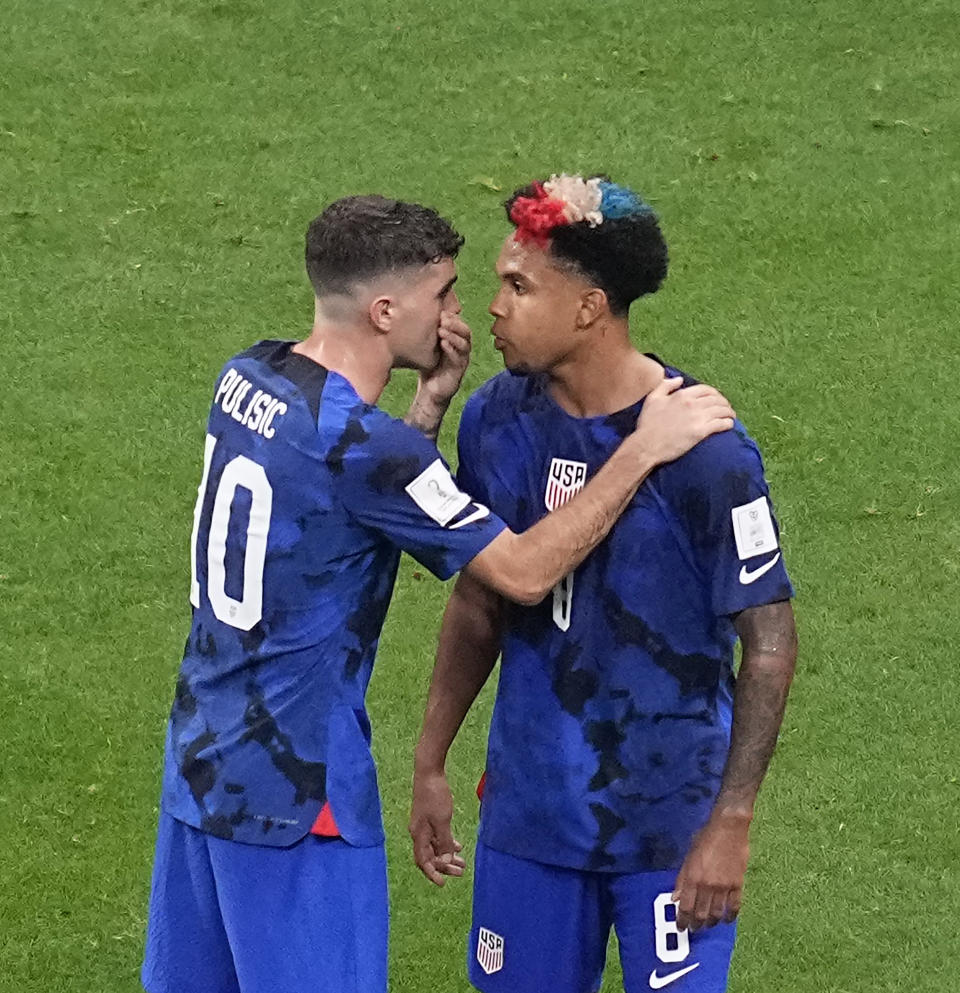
457,367,793,873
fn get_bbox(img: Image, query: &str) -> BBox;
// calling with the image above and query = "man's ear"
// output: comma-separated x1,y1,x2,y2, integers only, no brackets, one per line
369,295,394,332
576,288,607,330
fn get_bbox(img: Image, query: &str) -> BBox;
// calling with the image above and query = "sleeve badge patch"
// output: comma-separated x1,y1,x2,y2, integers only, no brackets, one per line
405,459,472,526
731,496,779,561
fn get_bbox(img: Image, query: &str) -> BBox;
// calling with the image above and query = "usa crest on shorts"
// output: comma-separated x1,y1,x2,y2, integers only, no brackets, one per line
476,927,505,975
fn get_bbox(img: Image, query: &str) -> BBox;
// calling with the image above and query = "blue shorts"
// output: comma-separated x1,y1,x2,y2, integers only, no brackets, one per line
142,812,388,993
468,842,736,993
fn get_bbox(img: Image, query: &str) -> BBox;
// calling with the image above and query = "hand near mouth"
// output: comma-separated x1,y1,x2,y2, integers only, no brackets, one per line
405,313,474,440
419,312,472,406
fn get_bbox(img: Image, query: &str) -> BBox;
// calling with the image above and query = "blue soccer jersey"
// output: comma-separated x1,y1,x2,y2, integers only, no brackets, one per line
457,364,793,874
161,340,506,847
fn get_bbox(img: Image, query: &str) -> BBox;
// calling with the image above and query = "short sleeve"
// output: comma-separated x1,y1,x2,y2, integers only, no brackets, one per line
664,426,794,617
335,407,506,580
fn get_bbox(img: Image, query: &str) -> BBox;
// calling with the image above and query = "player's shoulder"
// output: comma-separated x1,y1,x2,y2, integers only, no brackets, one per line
651,424,767,519
331,381,412,440
320,374,437,475
656,360,766,489
229,339,300,380
234,338,288,363
222,339,330,425
462,372,539,432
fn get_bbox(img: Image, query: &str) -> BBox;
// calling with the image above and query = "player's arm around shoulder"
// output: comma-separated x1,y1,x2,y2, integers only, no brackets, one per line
328,400,509,582
463,376,736,605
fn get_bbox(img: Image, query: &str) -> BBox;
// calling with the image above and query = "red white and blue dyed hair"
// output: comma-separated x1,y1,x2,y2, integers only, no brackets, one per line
508,174,654,247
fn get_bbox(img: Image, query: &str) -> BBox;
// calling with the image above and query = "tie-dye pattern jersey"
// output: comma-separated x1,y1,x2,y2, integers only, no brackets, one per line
161,341,505,847
457,365,793,873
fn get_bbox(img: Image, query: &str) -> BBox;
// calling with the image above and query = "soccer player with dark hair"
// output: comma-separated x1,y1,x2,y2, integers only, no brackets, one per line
410,176,798,993
141,193,735,993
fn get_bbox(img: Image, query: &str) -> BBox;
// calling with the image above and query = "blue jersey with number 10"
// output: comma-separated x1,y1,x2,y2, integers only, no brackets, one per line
457,365,793,874
161,340,505,847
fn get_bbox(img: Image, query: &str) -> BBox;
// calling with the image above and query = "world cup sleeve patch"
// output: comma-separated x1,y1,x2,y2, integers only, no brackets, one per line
405,458,472,526
731,496,778,560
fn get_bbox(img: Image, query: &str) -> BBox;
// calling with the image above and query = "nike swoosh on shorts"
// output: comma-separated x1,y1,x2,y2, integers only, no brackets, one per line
648,962,701,988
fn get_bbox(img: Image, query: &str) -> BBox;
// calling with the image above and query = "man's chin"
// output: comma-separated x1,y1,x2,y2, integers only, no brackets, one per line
397,352,441,374
496,343,532,376
505,360,532,377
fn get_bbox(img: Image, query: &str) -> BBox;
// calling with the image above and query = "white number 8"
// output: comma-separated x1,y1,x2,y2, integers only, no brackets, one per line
653,893,690,964
190,434,273,631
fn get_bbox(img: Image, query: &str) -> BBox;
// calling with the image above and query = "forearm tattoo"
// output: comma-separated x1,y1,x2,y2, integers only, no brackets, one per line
717,601,798,810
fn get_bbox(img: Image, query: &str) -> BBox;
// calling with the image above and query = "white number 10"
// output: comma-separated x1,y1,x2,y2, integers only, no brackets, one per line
189,433,273,631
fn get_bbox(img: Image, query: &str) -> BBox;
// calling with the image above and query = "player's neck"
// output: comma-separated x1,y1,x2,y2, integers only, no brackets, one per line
547,338,663,418
293,321,391,404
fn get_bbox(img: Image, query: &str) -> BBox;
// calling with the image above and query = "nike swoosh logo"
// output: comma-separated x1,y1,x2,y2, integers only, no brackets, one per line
448,503,490,530
739,552,781,585
649,962,701,989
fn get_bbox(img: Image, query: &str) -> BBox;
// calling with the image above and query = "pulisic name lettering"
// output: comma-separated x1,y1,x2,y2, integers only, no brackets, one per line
215,368,287,438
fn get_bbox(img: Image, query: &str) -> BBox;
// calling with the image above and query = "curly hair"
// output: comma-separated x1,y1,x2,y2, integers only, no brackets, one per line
306,195,464,297
504,176,668,316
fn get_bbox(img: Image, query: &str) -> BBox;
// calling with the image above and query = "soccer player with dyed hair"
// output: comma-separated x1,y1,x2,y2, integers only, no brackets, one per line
141,193,735,993
410,175,798,993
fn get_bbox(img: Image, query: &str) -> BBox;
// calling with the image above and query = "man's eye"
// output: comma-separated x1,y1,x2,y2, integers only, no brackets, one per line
512,280,525,294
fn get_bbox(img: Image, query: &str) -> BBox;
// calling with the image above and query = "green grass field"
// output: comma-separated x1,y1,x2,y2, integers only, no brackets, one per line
2,0,958,990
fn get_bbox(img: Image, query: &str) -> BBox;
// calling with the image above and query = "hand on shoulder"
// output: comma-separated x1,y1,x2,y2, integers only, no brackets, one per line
633,376,736,466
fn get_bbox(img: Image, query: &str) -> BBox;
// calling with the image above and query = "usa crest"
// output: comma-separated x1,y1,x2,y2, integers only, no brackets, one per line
476,927,504,975
544,458,588,511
